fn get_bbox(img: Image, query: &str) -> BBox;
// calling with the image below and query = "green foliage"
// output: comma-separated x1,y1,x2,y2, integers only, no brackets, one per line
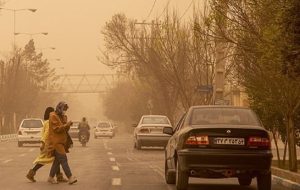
0,40,56,134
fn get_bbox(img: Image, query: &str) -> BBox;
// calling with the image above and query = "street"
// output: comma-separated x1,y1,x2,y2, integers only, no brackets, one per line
0,132,291,190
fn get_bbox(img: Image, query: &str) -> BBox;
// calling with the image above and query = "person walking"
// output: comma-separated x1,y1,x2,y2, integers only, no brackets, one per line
26,107,68,183
47,102,77,184
78,117,90,142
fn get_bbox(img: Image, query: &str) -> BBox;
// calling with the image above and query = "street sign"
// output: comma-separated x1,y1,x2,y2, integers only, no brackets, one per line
197,85,213,93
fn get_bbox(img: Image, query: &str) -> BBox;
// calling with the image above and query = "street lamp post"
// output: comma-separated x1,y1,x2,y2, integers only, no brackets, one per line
48,58,61,61
0,8,37,46
37,47,56,51
14,32,48,39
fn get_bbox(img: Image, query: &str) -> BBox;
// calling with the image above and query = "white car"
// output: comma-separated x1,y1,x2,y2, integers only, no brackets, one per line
94,122,115,138
133,115,173,150
17,118,44,147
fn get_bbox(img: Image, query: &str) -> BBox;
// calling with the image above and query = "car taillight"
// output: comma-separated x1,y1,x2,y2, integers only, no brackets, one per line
185,135,209,145
139,128,149,133
18,131,22,135
248,136,270,149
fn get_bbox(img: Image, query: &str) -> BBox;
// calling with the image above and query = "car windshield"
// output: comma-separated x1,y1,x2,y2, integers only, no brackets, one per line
190,108,260,125
98,123,110,128
142,117,169,124
21,120,43,128
72,122,80,127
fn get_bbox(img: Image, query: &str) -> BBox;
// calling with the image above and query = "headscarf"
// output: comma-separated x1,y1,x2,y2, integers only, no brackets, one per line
55,101,69,116
44,107,54,120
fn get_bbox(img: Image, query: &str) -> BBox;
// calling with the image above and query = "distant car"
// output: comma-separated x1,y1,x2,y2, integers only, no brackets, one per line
94,122,114,138
69,121,80,139
17,118,44,147
164,106,273,190
133,115,173,150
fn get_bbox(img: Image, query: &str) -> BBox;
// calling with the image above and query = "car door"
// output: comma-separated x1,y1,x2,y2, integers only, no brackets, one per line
166,114,186,163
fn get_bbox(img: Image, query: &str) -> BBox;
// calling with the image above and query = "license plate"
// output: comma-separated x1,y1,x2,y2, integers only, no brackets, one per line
214,138,245,145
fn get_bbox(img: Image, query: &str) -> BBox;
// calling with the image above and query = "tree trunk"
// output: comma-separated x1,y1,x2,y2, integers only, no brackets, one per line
272,130,281,167
283,138,288,167
287,114,298,172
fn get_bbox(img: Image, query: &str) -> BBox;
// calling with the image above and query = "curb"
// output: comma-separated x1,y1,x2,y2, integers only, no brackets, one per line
272,175,300,190
0,134,17,142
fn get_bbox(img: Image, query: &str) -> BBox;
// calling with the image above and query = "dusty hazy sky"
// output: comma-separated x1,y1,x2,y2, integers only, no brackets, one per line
0,0,201,75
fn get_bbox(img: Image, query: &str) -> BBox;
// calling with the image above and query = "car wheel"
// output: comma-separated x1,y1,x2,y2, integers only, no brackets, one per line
238,176,252,186
18,141,23,147
176,159,188,190
165,160,176,184
136,141,142,150
257,171,271,190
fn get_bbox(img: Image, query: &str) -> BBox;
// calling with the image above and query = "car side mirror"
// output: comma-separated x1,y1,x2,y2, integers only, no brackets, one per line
163,127,173,135
132,124,138,128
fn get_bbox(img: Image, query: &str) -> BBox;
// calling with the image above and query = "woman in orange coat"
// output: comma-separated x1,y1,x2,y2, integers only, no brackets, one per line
47,102,77,184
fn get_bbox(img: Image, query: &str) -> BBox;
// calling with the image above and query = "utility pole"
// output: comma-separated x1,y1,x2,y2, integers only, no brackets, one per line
213,0,228,105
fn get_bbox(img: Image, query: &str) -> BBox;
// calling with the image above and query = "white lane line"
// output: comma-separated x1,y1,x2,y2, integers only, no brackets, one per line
29,148,35,152
150,164,165,178
112,178,122,186
3,159,13,164
112,165,120,171
109,157,116,162
107,152,112,155
19,153,26,157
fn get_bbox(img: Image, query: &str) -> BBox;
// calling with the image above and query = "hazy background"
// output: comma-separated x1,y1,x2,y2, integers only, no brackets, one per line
0,0,198,122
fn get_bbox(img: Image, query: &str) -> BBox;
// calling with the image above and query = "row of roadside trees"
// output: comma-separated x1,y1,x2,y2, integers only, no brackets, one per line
101,0,300,172
0,40,56,134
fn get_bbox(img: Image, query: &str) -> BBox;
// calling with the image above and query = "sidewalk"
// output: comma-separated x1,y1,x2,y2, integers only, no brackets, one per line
271,139,300,189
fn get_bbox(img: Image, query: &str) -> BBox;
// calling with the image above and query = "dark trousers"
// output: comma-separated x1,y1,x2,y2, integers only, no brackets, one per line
33,163,61,176
49,151,72,178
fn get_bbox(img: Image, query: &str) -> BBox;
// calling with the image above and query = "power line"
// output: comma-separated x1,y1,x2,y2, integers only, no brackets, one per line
157,0,171,20
179,0,193,21
145,0,157,21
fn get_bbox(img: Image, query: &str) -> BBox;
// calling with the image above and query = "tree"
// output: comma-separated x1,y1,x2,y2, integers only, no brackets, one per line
0,40,56,134
101,12,217,121
209,0,300,171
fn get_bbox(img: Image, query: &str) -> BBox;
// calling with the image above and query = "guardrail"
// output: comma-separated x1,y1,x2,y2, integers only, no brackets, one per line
0,134,17,142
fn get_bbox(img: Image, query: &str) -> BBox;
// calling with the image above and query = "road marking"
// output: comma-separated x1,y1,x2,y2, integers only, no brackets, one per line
107,152,113,155
109,157,116,162
29,148,35,152
3,159,13,164
19,153,26,157
112,165,120,171
150,164,165,178
112,178,122,186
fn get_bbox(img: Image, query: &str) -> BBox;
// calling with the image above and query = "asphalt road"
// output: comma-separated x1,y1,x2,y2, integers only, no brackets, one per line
0,132,293,190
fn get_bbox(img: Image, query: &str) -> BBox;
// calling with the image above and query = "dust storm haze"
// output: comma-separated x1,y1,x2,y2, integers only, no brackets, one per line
0,0,196,123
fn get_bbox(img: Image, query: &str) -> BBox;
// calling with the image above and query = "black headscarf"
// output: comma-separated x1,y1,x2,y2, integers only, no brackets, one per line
44,107,54,120
55,101,69,116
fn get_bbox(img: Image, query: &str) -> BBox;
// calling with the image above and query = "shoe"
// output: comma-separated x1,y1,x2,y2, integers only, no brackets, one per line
68,176,77,185
47,176,58,184
26,169,36,182
56,172,68,183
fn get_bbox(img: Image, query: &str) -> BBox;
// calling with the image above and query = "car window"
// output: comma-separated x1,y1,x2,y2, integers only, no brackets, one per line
141,116,170,124
98,123,111,128
190,108,260,125
174,114,186,132
21,120,43,128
